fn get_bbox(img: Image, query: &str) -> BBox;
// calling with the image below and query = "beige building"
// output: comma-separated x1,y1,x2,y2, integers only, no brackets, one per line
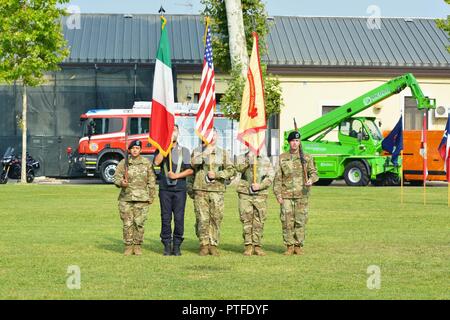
177,16,450,151
277,74,450,133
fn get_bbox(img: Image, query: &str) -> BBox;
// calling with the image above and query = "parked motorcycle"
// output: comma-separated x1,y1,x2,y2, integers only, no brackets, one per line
0,147,40,184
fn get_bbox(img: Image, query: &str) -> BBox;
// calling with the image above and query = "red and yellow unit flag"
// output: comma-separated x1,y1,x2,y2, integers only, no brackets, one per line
149,16,175,157
438,114,450,182
237,32,267,156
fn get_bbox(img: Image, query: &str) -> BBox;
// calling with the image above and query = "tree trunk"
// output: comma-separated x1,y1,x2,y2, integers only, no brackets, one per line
21,83,27,184
224,0,248,77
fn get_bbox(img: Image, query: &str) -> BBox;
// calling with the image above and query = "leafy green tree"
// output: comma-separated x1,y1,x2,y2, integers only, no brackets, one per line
436,0,450,52
201,0,283,120
0,0,69,183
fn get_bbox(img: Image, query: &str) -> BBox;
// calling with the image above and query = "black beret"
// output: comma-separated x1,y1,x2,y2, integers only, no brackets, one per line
128,140,142,150
287,131,301,142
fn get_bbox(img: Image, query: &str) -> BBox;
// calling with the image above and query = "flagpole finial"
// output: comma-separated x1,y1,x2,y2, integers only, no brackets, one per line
203,16,211,45
159,7,167,30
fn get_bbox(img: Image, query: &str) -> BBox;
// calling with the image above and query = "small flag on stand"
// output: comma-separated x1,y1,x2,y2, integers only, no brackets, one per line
420,111,428,204
438,115,450,207
382,116,403,166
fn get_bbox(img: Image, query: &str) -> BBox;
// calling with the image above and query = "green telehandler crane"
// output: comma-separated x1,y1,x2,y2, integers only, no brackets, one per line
283,73,435,186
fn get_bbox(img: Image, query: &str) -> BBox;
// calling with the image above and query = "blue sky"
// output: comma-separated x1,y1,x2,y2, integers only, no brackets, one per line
66,0,449,18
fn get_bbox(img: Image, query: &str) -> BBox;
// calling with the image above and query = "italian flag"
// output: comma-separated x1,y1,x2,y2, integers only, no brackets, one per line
149,16,174,157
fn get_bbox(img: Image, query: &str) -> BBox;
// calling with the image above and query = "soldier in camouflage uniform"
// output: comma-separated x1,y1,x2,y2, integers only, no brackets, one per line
191,128,235,256
235,151,274,256
114,140,156,256
273,131,318,256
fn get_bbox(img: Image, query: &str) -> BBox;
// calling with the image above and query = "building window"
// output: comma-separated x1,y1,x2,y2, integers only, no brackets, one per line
322,105,339,115
404,97,425,130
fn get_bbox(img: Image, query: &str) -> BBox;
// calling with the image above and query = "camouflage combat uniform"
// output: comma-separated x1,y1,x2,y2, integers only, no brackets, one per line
273,152,318,248
191,145,235,250
113,156,156,246
235,153,274,248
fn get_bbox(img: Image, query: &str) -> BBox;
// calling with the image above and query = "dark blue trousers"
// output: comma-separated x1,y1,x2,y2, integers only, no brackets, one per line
159,190,187,246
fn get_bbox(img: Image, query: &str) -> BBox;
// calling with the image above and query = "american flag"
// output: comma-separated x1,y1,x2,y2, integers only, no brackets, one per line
195,24,216,144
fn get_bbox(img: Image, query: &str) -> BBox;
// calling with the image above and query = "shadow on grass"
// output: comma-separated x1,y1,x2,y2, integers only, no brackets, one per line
220,243,286,255
144,238,202,255
98,237,123,254
98,237,286,256
261,244,286,254
97,237,166,254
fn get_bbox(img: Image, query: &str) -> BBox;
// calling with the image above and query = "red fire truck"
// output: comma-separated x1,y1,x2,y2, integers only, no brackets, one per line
67,102,238,183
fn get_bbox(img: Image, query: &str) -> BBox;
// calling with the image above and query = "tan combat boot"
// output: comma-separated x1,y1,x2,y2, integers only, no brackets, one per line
243,244,253,256
199,244,209,256
294,245,304,255
283,245,294,256
254,246,266,256
133,245,142,256
124,245,133,256
209,245,220,256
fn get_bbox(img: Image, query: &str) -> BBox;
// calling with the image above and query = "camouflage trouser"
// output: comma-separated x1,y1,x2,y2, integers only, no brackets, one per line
238,193,267,246
118,201,149,245
280,198,309,247
193,191,224,246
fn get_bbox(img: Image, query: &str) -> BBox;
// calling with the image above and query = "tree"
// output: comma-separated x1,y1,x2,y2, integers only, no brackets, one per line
201,0,283,120
224,0,248,77
0,0,69,183
436,0,450,52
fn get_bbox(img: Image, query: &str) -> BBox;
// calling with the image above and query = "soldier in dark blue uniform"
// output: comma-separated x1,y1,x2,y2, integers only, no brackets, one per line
153,125,193,256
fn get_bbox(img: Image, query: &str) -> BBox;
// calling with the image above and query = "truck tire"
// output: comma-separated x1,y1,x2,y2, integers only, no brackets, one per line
385,173,400,186
371,173,400,186
371,178,384,186
409,180,423,186
344,161,370,186
100,159,119,184
314,178,333,186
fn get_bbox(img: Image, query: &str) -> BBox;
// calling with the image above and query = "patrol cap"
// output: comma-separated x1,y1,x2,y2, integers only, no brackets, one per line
128,140,142,150
287,131,301,142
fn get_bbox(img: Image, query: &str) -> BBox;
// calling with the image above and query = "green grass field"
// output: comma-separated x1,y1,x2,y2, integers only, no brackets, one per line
0,183,448,300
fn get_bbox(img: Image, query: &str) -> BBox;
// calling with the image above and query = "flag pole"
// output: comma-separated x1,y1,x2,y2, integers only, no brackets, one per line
203,16,210,45
253,154,257,184
423,110,427,205
400,110,404,205
204,16,211,174
400,150,404,204
423,176,426,205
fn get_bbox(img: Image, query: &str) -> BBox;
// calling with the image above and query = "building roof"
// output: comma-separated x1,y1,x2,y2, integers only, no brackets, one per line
63,14,450,70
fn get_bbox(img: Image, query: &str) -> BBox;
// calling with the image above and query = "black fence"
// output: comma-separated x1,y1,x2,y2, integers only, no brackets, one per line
0,64,162,177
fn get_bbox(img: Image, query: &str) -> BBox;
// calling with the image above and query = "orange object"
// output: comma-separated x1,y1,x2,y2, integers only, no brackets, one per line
383,130,446,183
